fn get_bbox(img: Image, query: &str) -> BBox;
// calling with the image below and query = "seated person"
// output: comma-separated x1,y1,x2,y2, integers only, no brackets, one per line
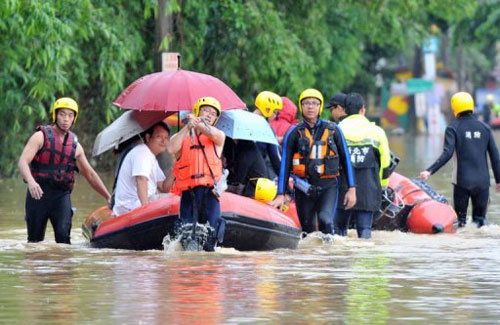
224,139,268,198
113,122,174,215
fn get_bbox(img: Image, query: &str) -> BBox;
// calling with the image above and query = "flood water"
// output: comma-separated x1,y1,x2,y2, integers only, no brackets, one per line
2,133,500,324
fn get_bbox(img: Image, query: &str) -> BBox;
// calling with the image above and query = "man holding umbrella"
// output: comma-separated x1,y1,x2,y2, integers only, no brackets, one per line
169,97,226,251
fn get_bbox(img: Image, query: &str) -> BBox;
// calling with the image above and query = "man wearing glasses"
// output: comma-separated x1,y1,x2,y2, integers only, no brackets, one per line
272,89,356,234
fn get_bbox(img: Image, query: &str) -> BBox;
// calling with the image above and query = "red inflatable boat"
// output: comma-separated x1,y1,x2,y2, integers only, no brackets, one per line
82,172,456,251
374,172,458,234
82,192,302,251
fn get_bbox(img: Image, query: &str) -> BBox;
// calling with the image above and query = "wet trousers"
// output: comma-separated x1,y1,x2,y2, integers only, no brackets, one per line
25,187,73,244
334,209,373,239
295,185,338,234
453,185,489,227
180,186,224,241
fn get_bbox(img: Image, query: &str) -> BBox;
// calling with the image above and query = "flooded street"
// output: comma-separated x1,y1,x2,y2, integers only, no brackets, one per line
2,134,500,323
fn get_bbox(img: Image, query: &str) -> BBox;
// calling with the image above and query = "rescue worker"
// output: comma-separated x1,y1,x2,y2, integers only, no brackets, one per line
419,92,500,228
253,91,283,179
272,89,356,234
169,97,226,251
335,93,391,239
18,97,111,244
327,93,348,123
482,94,494,125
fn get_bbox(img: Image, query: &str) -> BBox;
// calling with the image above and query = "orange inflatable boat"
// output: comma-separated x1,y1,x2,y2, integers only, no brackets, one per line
374,172,458,234
82,192,301,251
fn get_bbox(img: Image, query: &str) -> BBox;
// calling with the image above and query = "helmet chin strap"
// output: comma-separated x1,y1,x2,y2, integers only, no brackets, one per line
54,121,69,135
303,115,319,126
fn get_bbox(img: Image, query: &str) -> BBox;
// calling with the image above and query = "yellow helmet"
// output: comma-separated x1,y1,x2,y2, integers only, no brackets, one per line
254,178,277,203
52,97,79,124
255,91,283,118
451,92,474,117
192,97,222,123
298,88,324,116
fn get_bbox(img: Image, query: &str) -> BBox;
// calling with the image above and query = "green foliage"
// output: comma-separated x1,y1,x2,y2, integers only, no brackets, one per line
0,0,154,176
0,0,488,177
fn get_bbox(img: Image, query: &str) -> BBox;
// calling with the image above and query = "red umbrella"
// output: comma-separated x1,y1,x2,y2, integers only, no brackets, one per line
113,69,247,112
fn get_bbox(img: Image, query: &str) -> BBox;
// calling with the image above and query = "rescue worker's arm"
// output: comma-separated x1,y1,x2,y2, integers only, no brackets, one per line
267,143,282,177
272,126,298,209
419,126,455,180
334,125,356,209
136,176,149,205
196,119,226,156
486,128,500,192
75,143,111,202
168,124,191,158
18,131,44,200
377,127,392,187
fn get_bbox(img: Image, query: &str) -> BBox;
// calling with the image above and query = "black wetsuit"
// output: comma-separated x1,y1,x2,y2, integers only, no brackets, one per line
25,183,73,243
227,140,268,198
426,112,500,226
256,141,281,180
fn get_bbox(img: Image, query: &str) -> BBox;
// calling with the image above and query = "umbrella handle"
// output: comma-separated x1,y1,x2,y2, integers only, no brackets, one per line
190,128,195,144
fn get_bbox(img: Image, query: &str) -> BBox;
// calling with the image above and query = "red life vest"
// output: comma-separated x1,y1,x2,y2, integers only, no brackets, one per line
30,125,78,191
173,133,222,192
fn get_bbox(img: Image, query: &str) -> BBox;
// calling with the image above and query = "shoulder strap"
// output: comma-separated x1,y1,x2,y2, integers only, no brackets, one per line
46,126,56,166
197,133,216,182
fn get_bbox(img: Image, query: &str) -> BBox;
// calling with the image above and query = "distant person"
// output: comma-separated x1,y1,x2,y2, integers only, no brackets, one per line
269,96,299,144
18,97,111,244
272,88,356,234
169,97,226,251
420,92,500,228
482,94,494,125
327,93,347,123
253,91,283,179
335,93,391,239
112,122,173,216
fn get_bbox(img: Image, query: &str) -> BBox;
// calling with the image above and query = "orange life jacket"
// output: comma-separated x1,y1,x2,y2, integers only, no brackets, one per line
30,125,78,191
173,133,222,192
292,122,339,179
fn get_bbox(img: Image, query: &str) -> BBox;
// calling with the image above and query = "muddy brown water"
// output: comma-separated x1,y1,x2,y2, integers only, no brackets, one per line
2,134,500,323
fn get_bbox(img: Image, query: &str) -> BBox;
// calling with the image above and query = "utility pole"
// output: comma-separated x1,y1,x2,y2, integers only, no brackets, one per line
154,0,173,71
457,43,466,91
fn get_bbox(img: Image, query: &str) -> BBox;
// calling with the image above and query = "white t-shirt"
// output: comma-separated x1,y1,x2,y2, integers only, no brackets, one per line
113,144,166,215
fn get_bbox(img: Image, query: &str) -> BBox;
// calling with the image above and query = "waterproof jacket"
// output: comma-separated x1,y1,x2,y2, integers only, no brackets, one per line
339,114,391,211
30,125,78,191
278,119,355,194
426,113,500,190
270,97,299,144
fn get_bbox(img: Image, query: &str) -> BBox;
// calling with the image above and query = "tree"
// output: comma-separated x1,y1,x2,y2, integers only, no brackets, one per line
0,0,155,176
